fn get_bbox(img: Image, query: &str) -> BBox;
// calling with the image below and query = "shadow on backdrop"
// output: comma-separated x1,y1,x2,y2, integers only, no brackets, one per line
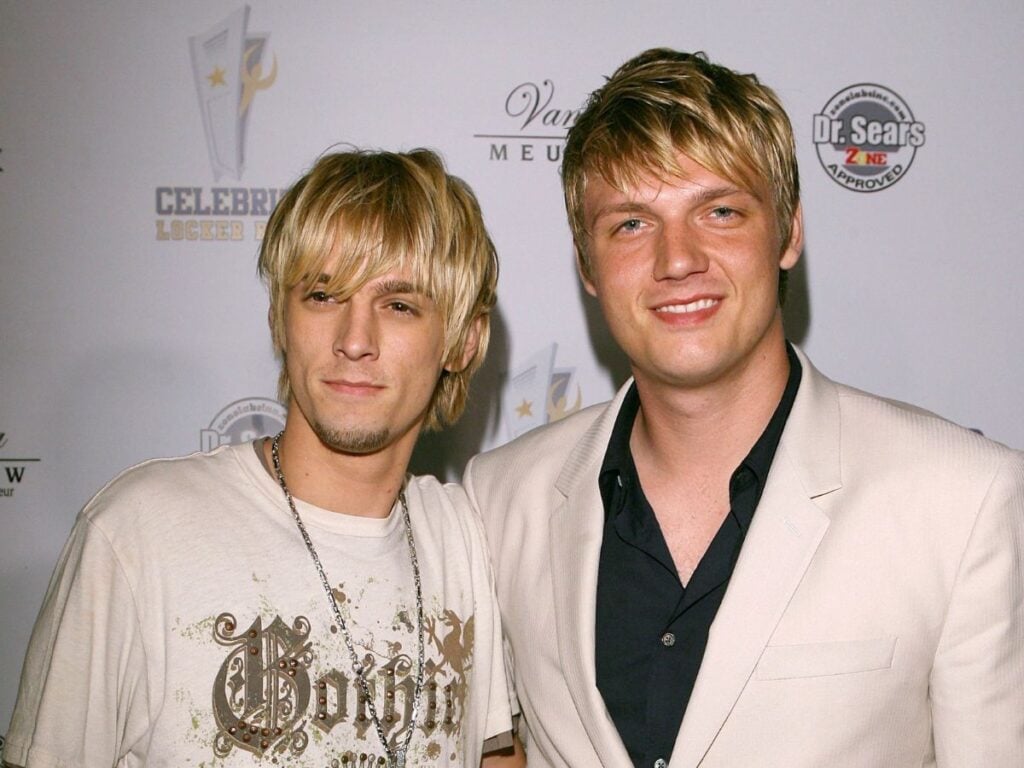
783,249,811,345
409,304,510,481
578,275,632,391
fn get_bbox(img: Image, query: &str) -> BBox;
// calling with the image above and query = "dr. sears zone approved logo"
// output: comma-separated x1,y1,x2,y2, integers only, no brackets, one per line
813,84,925,192
200,397,286,452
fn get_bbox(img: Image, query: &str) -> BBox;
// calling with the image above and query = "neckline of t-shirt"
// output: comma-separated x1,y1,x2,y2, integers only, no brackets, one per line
231,440,404,538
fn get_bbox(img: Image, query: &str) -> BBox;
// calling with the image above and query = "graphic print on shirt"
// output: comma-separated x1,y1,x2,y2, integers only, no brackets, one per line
192,587,474,764
212,612,313,757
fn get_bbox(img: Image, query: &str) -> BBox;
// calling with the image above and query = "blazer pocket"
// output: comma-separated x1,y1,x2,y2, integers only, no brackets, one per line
754,636,897,681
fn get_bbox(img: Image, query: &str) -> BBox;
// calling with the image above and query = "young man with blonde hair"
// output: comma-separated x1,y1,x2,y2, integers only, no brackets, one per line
466,49,1024,767
6,149,521,768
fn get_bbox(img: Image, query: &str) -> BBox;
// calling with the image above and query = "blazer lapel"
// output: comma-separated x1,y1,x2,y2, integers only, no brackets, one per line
670,349,842,767
549,381,635,768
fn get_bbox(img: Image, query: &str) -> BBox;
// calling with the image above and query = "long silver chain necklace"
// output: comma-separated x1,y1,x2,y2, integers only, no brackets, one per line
270,433,425,768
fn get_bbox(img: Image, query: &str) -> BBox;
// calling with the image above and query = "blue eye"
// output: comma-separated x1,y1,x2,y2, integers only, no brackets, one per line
619,218,643,232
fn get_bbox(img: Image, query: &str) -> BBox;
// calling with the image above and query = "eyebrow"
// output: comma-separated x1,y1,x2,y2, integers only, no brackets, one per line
589,184,750,224
372,278,421,296
691,184,750,204
311,274,422,295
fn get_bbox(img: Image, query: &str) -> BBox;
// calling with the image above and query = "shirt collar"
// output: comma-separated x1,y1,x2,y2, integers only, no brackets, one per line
599,343,803,516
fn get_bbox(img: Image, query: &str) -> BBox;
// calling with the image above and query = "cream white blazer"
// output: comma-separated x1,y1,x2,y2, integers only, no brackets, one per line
465,348,1024,768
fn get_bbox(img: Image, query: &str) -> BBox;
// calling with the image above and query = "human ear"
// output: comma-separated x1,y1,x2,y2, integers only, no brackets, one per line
780,202,804,270
445,315,485,373
576,245,598,297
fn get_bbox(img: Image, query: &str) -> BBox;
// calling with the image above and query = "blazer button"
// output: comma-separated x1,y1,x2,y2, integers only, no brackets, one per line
654,759,667,768
661,632,676,647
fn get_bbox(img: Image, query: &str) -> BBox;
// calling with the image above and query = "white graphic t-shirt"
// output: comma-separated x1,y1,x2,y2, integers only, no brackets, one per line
5,443,513,767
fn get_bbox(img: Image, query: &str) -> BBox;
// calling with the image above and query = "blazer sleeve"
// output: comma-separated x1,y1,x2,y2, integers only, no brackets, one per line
930,449,1024,766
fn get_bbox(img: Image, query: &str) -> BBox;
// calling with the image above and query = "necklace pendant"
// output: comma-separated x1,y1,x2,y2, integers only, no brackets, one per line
390,749,406,768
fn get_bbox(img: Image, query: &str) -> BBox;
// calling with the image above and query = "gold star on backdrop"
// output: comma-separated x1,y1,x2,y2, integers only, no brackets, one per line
207,66,227,87
516,399,533,418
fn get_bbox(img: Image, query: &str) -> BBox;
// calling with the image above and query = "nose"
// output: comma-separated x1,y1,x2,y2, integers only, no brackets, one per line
652,221,709,281
334,301,379,360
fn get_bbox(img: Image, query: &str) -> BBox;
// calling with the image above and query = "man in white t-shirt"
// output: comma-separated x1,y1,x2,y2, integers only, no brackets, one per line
5,149,522,768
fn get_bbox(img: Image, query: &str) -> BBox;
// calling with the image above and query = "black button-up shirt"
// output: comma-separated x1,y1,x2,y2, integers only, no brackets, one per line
595,345,802,768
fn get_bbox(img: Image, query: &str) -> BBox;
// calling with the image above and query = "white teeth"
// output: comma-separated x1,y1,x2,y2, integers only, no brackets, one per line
656,298,718,314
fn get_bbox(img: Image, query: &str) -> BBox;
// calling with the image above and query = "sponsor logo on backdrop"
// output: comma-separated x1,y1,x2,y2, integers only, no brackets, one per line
813,83,925,192
156,5,286,243
200,398,287,452
190,5,277,182
0,431,41,499
503,343,583,440
475,80,581,164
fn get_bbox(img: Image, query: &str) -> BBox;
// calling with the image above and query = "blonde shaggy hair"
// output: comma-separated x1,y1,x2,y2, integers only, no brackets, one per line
563,49,800,295
258,148,498,431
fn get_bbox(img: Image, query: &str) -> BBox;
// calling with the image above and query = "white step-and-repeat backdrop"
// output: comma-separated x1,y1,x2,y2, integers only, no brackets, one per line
2,0,1022,732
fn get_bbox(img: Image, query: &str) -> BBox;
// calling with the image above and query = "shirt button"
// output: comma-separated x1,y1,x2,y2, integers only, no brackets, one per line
731,467,754,492
661,632,676,647
654,759,667,768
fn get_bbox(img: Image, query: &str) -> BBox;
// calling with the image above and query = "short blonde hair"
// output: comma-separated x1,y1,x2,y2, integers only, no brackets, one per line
258,148,498,430
563,49,800,288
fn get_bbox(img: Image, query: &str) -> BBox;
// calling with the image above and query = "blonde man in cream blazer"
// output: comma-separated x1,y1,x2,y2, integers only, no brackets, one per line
465,49,1024,768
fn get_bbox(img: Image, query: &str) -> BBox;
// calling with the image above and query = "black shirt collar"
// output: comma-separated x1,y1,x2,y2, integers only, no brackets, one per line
599,343,803,520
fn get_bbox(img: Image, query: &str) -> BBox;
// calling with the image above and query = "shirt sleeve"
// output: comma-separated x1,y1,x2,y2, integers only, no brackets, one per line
5,514,152,768
930,450,1024,766
452,484,517,751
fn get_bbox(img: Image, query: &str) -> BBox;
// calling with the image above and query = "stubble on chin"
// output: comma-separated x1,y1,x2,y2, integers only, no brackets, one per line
312,421,390,455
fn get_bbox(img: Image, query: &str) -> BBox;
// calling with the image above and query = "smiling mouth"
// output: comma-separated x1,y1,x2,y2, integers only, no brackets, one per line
654,298,720,314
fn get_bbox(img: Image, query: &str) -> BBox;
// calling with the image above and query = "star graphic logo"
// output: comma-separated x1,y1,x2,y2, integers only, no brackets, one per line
189,7,276,180
515,400,533,418
206,66,227,87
